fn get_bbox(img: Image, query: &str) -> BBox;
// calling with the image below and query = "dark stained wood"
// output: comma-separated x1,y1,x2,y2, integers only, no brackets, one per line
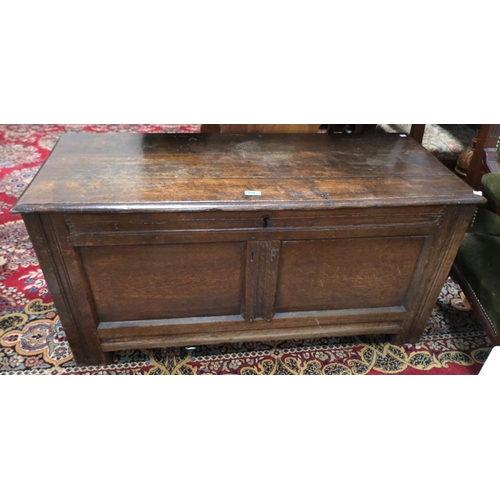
64,206,444,234
238,240,280,322
22,213,110,365
242,240,259,322
66,223,441,248
200,124,221,133
258,240,281,321
13,133,484,365
394,204,478,344
276,237,425,312
12,133,480,214
99,322,403,352
80,242,244,322
216,125,321,133
98,307,407,339
409,124,425,144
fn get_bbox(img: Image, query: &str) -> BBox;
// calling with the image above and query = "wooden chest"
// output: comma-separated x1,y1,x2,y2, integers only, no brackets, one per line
13,133,483,366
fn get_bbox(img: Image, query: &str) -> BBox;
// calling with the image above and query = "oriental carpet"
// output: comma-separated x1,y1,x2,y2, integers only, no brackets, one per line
0,124,493,375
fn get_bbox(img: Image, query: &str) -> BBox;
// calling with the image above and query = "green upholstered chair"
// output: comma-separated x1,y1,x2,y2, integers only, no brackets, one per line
452,172,500,345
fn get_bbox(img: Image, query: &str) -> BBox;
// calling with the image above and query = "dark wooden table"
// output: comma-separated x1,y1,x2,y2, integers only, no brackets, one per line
13,133,484,366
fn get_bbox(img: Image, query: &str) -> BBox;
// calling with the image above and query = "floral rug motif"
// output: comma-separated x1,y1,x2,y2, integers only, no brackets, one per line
377,124,477,162
0,124,493,375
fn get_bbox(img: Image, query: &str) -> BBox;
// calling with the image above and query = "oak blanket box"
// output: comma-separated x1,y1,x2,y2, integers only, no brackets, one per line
12,133,483,366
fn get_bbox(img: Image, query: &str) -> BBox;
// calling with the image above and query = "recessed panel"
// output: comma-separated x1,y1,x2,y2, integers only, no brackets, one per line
276,237,425,312
81,242,244,322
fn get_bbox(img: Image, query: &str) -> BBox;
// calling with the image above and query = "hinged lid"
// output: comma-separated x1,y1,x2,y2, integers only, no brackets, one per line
13,132,484,213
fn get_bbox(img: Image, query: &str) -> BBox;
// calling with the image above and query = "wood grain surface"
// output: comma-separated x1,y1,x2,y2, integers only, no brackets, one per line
15,132,483,365
13,133,481,214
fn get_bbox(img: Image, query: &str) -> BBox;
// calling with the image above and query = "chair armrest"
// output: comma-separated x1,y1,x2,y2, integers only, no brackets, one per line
482,173,500,206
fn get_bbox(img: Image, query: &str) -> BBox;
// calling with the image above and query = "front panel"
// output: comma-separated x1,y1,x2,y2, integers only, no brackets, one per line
63,208,439,350
80,242,245,322
276,237,425,312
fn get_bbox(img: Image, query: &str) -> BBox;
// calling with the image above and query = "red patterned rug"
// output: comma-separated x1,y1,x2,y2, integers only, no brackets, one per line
0,124,493,375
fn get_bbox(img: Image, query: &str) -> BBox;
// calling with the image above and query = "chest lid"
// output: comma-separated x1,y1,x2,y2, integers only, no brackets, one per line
13,132,482,213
